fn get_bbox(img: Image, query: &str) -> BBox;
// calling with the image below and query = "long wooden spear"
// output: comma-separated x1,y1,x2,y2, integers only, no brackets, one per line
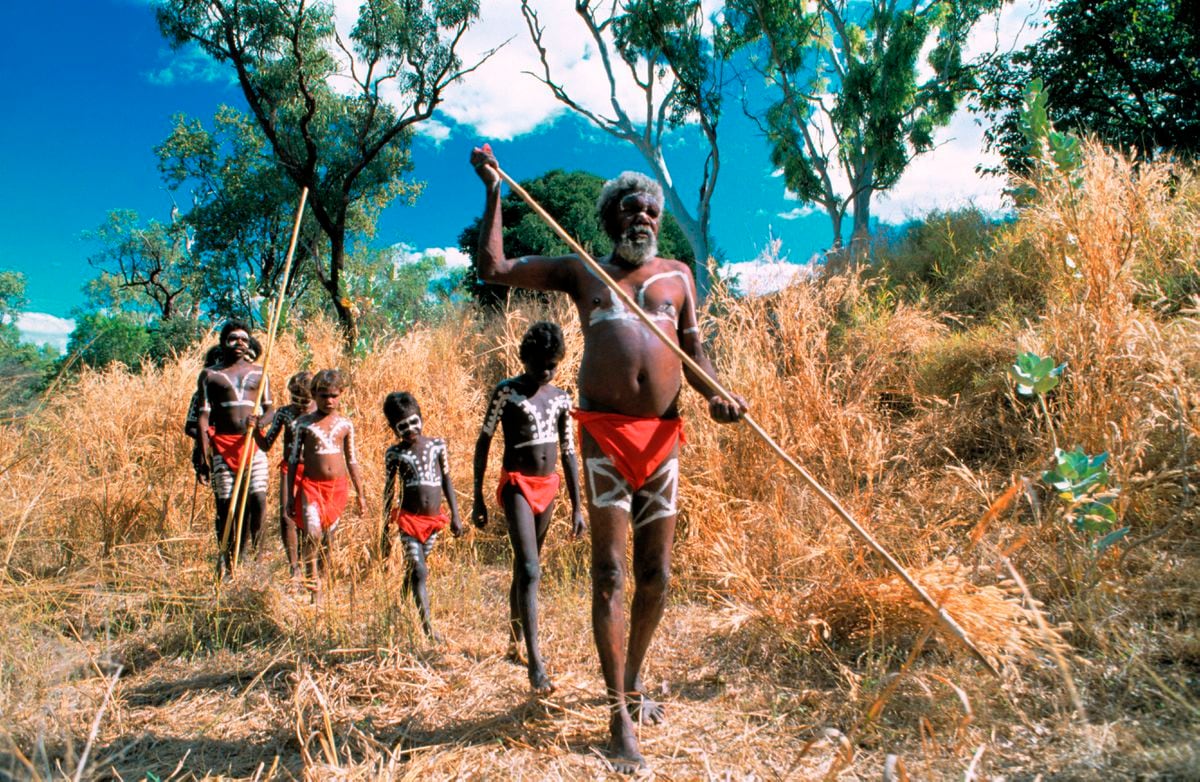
489,164,998,676
218,187,309,573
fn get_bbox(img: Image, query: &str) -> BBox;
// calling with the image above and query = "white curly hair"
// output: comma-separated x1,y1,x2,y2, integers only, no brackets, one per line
596,171,664,234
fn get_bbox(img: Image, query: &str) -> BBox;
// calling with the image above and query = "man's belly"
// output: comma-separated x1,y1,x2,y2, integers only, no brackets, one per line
578,329,682,417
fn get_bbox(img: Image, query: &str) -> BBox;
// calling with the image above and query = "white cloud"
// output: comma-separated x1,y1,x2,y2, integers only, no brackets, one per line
719,261,814,296
778,205,817,220
16,312,73,352
327,0,685,141
872,109,1007,223
964,0,1048,60
390,244,470,270
147,43,235,87
425,247,471,269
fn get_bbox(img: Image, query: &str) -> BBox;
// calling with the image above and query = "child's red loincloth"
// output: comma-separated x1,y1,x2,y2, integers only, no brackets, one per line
572,410,684,490
496,469,560,515
208,427,255,472
390,508,449,543
295,474,348,532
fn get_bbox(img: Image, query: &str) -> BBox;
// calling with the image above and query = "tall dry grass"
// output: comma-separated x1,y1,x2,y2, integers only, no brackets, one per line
1,143,1198,778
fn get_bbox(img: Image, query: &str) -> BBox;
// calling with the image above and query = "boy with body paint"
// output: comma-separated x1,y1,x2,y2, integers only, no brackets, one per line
472,321,585,693
255,371,315,579
380,392,463,640
286,369,366,594
195,322,272,576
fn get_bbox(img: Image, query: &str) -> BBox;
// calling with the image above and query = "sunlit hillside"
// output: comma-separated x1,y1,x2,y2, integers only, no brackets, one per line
2,144,1198,779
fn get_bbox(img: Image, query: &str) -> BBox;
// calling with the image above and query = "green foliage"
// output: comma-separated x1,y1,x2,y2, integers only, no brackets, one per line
58,308,200,374
875,207,1004,296
84,210,201,321
345,246,464,337
1010,352,1066,397
976,0,1200,174
64,312,152,371
156,0,482,339
1042,447,1108,499
156,107,320,324
0,272,57,411
458,169,694,305
720,0,1002,247
1041,446,1125,546
1014,78,1083,193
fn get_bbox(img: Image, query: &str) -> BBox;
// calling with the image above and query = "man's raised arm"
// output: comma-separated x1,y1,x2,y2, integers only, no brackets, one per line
470,144,574,294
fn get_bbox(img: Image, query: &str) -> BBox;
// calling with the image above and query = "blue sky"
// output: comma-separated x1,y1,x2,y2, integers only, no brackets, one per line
0,0,1037,348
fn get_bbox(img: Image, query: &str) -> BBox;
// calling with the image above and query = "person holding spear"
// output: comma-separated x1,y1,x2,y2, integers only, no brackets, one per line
195,319,273,577
471,145,746,773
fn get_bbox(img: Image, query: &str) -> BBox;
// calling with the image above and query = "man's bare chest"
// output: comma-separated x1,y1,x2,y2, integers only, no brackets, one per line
577,266,689,329
207,365,263,407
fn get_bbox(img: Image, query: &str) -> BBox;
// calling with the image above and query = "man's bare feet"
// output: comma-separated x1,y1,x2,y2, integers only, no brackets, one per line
607,712,648,774
529,667,555,695
627,690,665,725
505,642,524,665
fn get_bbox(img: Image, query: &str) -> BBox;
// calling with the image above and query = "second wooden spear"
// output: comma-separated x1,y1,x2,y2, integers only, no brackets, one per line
218,187,310,573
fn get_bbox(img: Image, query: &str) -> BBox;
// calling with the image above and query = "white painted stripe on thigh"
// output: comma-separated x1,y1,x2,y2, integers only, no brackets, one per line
585,455,632,511
632,456,679,530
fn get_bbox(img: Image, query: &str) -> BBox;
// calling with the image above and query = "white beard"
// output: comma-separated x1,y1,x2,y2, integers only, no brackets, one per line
613,227,658,266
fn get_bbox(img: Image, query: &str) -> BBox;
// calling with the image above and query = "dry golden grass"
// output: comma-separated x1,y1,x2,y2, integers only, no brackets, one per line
2,145,1199,779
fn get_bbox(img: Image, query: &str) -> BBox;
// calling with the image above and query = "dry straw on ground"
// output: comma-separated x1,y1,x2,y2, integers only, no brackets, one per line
2,144,1199,779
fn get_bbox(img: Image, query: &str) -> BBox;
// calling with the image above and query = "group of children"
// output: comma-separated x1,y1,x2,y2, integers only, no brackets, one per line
188,320,581,690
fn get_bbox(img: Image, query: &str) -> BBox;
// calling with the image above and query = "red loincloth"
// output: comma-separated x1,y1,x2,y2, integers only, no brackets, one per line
390,508,449,544
572,410,684,490
497,469,561,515
208,427,255,472
295,474,349,532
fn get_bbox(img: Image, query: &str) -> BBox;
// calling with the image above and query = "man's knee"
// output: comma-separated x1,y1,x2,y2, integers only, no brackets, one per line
517,558,541,589
407,558,428,583
592,560,624,597
633,559,670,597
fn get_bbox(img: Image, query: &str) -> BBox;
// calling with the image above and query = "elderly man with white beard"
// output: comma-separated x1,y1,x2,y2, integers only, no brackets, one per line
470,145,746,774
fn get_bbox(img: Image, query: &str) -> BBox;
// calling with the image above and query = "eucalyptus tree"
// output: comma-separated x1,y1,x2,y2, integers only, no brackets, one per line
522,0,724,295
157,0,488,342
156,106,321,323
84,210,201,322
976,0,1200,174
720,0,1002,255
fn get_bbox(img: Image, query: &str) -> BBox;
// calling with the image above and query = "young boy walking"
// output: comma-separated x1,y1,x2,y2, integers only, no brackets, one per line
286,369,366,594
472,321,584,693
380,392,463,640
256,371,315,579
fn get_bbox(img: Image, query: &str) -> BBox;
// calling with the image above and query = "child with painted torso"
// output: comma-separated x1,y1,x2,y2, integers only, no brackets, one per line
255,371,315,579
286,369,366,593
380,392,463,639
472,321,584,692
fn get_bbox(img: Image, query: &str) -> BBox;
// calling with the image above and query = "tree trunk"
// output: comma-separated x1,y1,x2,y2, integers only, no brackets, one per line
822,204,850,273
325,232,359,348
849,158,875,262
661,188,712,298
850,192,871,262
